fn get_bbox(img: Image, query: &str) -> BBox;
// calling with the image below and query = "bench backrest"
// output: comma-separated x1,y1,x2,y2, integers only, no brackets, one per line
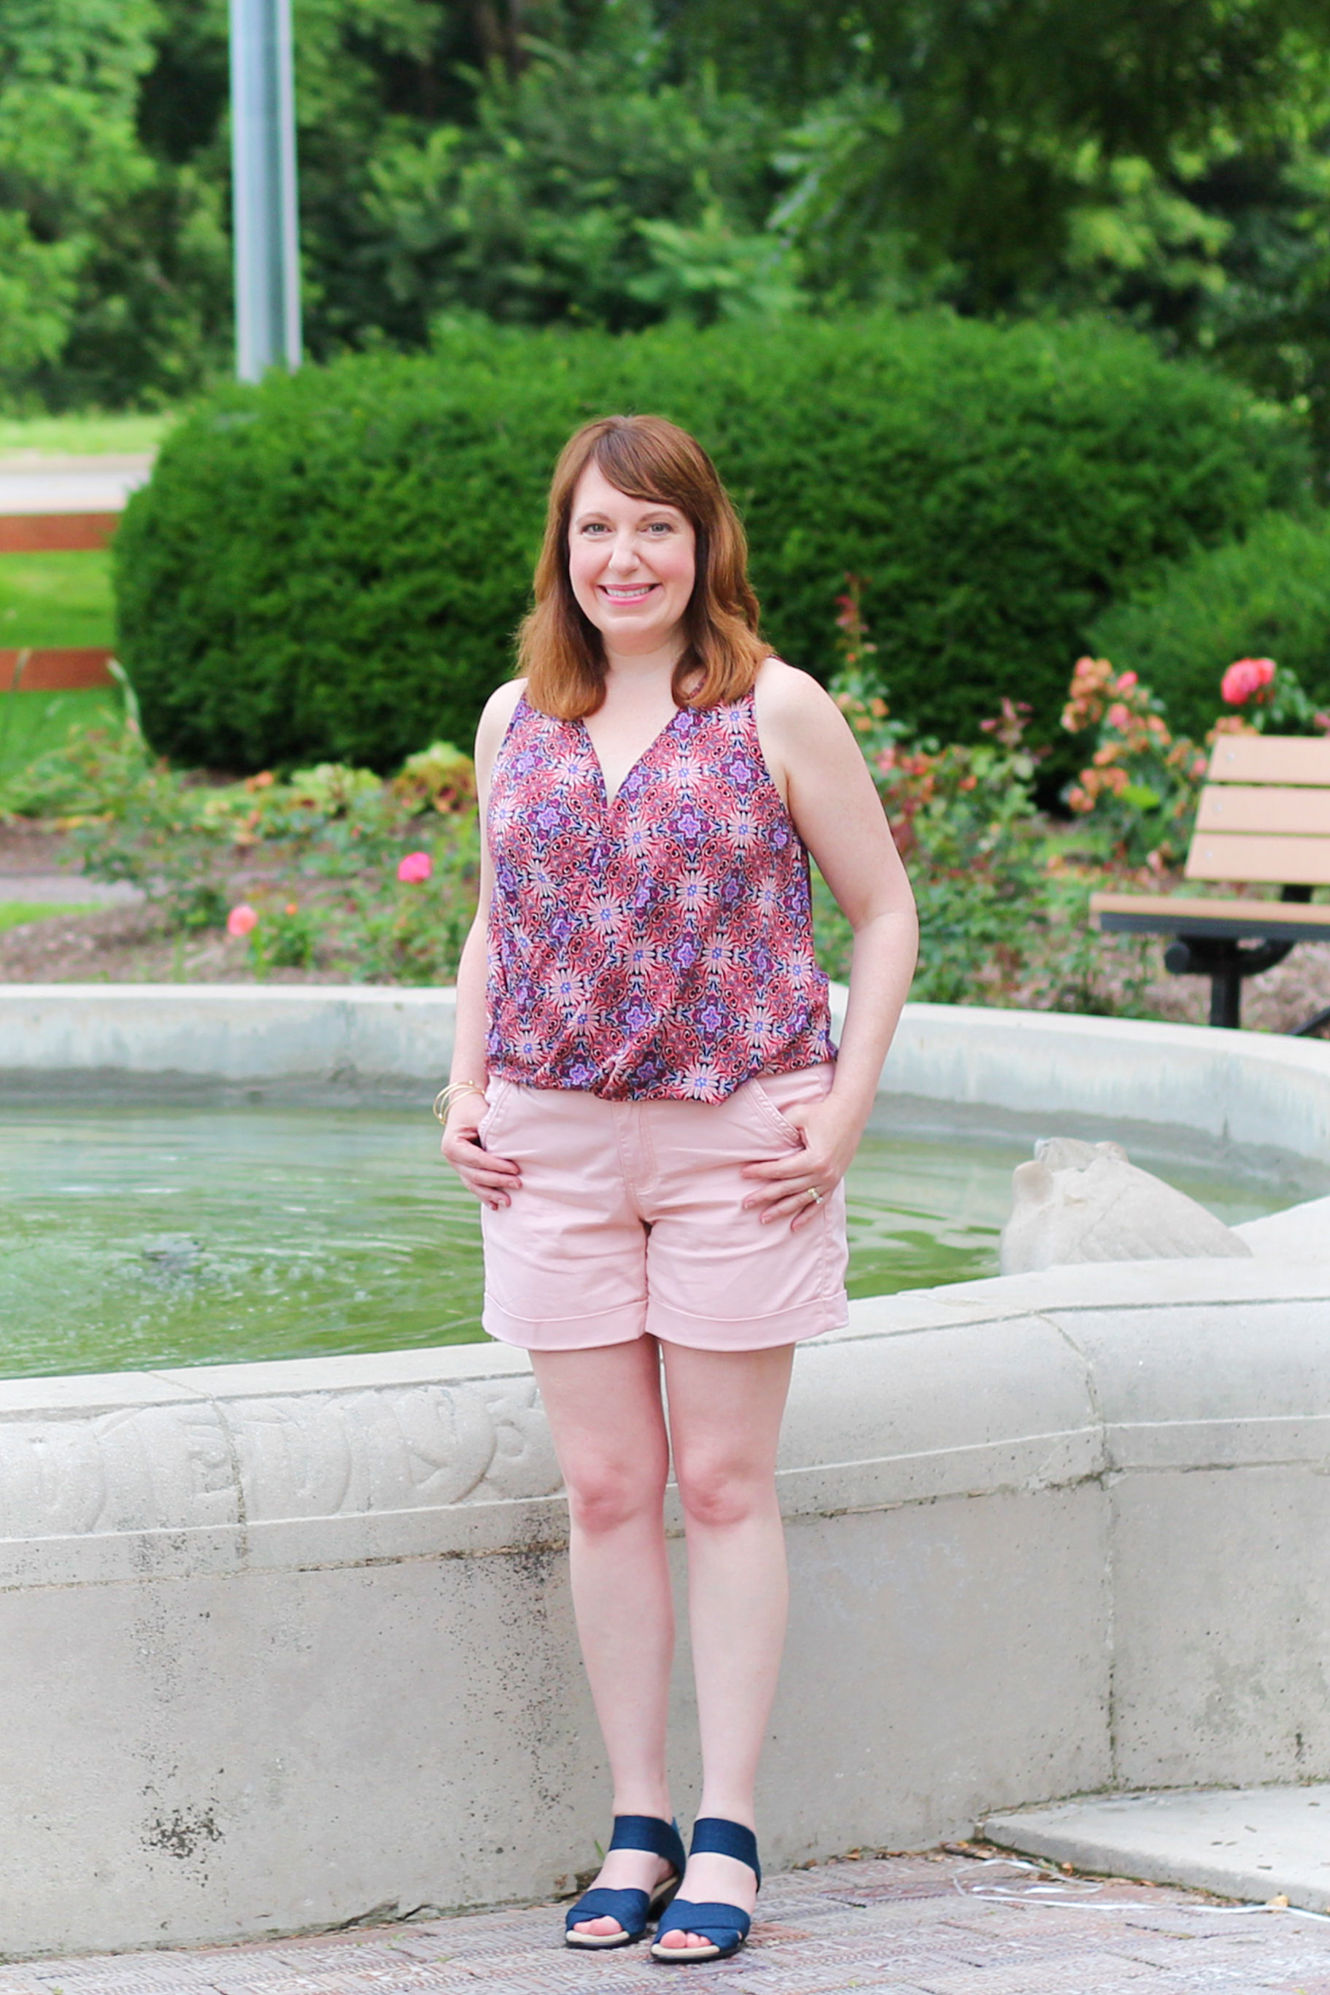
1188,734,1330,887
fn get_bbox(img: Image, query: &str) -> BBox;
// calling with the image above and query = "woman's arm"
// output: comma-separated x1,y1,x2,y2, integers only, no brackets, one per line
749,659,919,1226
440,679,525,1208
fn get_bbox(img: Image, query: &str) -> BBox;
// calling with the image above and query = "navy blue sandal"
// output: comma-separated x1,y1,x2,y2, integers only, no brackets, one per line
564,1814,687,1950
649,1816,761,1963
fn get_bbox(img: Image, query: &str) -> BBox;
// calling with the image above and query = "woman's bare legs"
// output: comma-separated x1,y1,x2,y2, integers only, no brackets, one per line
531,1338,675,1939
655,1341,795,1948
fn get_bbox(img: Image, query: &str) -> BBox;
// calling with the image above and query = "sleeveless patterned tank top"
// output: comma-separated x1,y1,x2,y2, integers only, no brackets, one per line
484,689,835,1102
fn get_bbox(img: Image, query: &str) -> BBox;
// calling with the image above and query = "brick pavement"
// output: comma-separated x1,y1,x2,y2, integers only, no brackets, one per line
3,1851,1330,1995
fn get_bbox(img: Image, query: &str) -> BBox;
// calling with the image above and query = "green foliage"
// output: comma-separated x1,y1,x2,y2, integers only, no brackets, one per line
0,0,157,383
365,9,792,336
3,701,483,980
696,0,1330,301
73,752,238,931
821,668,1157,1014
241,897,319,973
1060,655,1209,869
1089,510,1330,744
7,0,1330,458
0,0,229,407
838,689,1049,1005
339,819,480,982
0,688,120,794
115,312,1308,771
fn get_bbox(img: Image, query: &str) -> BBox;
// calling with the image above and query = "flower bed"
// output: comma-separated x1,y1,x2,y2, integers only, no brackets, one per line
1,593,1326,1032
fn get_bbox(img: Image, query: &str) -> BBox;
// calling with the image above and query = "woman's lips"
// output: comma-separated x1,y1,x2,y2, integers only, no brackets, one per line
600,583,656,602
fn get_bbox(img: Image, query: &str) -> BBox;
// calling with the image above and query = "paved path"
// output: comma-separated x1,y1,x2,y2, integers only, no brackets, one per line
986,1786,1330,1914
0,872,139,907
0,455,153,514
3,1851,1330,1994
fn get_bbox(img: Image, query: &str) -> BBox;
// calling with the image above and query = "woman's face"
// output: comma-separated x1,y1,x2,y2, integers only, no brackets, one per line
567,461,697,661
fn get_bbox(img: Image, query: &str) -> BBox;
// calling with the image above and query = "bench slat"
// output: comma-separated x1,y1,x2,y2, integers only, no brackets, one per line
1208,734,1330,785
1090,890,1330,942
1196,785,1330,836
1186,832,1330,886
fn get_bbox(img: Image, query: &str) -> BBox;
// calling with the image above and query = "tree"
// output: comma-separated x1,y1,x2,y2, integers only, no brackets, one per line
0,0,161,389
363,5,792,338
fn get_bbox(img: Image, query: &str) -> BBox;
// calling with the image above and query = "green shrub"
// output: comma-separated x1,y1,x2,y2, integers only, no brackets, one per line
115,313,1308,771
1089,510,1330,744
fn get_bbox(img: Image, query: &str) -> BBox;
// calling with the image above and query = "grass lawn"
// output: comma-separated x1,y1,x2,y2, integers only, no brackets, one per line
0,410,177,457
0,901,103,932
0,687,121,782
0,550,115,648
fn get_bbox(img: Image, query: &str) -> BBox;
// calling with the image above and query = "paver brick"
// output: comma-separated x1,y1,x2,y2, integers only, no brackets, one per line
3,1856,1330,1995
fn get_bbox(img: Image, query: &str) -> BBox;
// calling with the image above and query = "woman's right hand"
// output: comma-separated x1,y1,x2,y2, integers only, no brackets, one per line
440,1095,522,1209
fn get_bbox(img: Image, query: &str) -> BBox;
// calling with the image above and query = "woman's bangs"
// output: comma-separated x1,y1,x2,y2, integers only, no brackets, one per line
591,427,704,522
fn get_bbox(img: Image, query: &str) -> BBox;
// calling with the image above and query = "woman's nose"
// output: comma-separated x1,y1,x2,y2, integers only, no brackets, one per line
606,531,641,571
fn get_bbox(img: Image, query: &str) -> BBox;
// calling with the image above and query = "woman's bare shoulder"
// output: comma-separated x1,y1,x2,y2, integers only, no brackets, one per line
484,675,527,722
477,677,525,740
753,656,843,731
474,677,527,777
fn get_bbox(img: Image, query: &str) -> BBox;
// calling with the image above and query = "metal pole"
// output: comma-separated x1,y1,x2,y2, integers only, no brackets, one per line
229,0,302,381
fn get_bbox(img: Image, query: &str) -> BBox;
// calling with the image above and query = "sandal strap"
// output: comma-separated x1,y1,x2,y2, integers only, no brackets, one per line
689,1816,761,1886
654,1896,752,1947
609,1813,687,1872
564,1884,648,1935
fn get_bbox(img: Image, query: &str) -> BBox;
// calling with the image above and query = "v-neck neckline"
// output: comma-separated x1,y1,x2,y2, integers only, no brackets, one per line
578,705,688,806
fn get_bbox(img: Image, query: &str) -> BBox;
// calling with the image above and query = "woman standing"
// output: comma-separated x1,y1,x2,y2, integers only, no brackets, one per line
440,415,916,1963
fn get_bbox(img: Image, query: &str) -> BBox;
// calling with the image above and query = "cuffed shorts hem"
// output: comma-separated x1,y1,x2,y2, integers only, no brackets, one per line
483,1299,647,1351
648,1288,849,1351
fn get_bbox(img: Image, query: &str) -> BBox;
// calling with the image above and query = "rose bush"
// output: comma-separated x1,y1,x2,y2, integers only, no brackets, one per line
1220,657,1276,706
1218,657,1329,735
1061,656,1207,870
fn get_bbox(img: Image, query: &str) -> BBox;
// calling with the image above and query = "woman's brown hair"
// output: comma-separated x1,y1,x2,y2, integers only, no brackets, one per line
517,414,768,717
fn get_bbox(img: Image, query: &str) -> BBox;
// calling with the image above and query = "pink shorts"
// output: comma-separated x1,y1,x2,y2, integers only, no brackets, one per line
478,1064,848,1351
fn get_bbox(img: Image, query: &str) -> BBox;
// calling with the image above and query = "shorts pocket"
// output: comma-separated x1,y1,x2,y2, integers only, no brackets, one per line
744,1065,834,1144
478,1079,511,1148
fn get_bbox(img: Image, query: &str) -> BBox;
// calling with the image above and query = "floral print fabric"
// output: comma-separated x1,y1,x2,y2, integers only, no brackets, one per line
485,691,835,1101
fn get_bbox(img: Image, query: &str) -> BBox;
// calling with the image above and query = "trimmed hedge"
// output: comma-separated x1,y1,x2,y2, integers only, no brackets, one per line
1089,510,1330,741
114,313,1309,771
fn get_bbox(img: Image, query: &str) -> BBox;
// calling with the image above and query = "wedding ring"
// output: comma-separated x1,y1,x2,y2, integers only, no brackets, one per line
804,1186,824,1205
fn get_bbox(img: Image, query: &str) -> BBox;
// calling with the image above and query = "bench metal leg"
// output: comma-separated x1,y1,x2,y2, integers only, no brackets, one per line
1208,947,1243,1030
1163,936,1297,1029
1294,1005,1330,1039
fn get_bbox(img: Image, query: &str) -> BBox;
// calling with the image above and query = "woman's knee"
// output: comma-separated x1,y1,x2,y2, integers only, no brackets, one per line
564,1450,668,1535
673,1452,776,1531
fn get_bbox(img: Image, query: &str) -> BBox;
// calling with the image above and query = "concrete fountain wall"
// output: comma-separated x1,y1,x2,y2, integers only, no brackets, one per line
1,986,1329,1958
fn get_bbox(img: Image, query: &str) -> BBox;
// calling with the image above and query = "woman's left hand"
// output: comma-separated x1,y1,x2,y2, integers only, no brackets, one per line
740,1093,863,1229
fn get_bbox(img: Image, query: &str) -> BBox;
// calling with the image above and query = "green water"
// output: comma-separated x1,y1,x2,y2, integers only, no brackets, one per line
0,1102,1312,1381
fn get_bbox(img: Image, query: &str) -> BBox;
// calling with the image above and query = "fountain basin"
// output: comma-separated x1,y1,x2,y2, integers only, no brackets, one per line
0,986,1327,1956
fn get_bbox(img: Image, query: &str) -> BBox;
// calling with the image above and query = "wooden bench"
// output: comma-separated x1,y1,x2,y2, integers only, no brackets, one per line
1090,733,1330,1034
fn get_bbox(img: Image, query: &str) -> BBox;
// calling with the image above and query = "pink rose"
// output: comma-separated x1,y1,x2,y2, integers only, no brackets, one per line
1221,657,1276,706
226,904,258,938
1114,671,1138,692
396,850,432,884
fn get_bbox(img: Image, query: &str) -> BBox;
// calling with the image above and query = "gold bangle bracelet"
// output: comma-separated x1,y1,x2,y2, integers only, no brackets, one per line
432,1079,488,1123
